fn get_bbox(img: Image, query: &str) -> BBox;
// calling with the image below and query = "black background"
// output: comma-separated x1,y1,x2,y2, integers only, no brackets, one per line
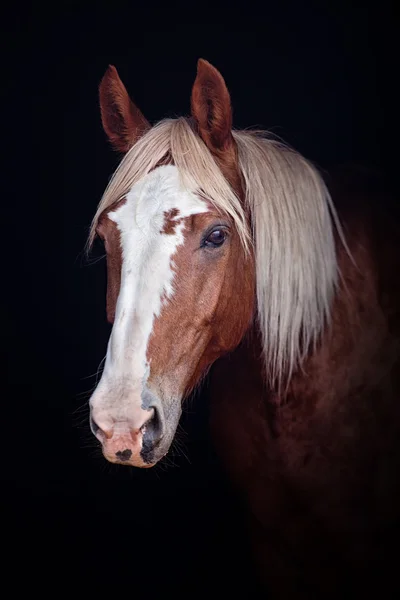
3,1,397,595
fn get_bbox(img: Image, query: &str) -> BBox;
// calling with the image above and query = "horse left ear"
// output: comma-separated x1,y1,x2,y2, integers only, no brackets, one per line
191,59,235,158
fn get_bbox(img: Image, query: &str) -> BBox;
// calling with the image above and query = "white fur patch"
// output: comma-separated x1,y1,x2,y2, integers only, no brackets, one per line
90,165,207,426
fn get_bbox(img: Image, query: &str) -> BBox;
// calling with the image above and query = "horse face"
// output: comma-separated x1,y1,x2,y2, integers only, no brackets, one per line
89,164,254,467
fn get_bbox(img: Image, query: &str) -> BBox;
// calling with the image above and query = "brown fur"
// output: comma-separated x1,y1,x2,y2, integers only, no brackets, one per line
95,60,400,597
160,208,182,235
209,178,400,597
96,200,126,324
147,209,255,399
99,65,150,153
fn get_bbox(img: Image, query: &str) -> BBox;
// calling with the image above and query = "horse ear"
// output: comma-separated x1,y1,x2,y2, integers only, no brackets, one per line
191,59,235,158
99,65,150,153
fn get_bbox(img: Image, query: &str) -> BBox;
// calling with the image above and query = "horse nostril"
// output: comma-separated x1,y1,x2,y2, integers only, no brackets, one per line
141,406,164,463
149,405,163,439
90,416,113,439
90,415,100,435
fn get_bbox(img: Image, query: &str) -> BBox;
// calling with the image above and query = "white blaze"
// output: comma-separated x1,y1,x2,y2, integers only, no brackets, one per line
91,165,207,422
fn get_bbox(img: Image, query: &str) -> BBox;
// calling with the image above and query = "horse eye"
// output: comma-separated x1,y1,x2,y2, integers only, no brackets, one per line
204,229,227,248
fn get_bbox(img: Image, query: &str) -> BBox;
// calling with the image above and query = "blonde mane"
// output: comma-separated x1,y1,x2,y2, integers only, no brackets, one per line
90,117,340,387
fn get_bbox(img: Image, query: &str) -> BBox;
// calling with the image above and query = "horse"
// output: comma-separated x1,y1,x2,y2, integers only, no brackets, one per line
87,59,400,597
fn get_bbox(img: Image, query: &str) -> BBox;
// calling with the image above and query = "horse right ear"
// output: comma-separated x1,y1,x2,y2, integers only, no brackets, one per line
191,59,235,159
99,65,150,153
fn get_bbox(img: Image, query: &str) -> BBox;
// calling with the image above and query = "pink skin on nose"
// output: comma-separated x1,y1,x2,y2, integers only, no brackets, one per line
102,430,142,465
93,407,155,467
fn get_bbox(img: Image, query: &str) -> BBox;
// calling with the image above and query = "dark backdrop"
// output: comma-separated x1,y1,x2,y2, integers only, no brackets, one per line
3,1,397,595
